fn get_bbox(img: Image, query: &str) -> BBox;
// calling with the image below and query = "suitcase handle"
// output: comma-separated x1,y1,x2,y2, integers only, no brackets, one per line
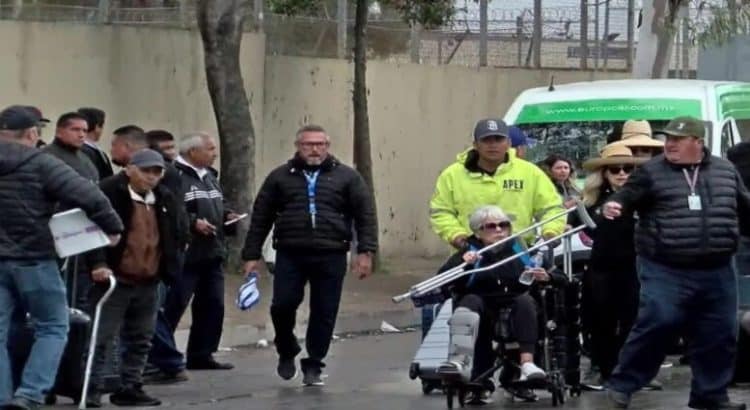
79,275,117,410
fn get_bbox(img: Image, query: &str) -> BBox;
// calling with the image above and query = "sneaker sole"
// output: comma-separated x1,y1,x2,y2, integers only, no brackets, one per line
277,369,299,381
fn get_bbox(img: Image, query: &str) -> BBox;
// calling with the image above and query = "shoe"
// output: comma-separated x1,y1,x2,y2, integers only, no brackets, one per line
438,359,472,382
519,362,546,381
688,400,747,410
143,369,190,385
277,357,298,380
186,357,234,370
466,389,493,405
607,389,631,409
643,379,663,391
504,387,538,402
581,367,604,391
2,397,40,410
302,367,325,386
85,391,103,408
110,387,162,407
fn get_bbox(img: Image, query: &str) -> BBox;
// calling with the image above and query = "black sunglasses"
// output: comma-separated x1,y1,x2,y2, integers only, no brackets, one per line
607,165,634,174
481,221,512,231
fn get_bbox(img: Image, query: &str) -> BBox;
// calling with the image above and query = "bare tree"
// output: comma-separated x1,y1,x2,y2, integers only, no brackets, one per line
196,0,256,269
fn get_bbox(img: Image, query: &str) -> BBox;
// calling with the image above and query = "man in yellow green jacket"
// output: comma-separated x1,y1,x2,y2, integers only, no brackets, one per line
430,119,565,249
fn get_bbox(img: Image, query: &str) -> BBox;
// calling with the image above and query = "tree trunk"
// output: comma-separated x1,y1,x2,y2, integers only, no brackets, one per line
352,0,378,260
633,0,681,78
197,0,256,272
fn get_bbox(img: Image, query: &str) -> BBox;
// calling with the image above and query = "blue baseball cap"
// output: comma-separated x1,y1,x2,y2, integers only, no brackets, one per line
509,126,528,147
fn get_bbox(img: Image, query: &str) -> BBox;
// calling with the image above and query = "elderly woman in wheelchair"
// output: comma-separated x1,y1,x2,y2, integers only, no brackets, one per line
436,205,566,405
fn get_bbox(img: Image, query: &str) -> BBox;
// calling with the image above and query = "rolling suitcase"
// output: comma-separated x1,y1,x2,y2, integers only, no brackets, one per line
409,299,452,394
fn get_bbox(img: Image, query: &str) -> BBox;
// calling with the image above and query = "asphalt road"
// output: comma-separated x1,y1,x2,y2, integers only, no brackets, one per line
59,331,750,410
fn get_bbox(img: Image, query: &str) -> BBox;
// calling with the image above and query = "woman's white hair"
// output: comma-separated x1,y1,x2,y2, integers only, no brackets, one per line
468,205,511,234
179,131,211,155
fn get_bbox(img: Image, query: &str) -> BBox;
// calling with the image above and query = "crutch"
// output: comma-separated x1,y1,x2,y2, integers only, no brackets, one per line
79,275,117,410
392,200,597,304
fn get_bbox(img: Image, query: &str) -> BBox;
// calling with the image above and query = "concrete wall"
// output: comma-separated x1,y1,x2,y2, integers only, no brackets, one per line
0,21,264,159
264,57,628,258
0,21,628,259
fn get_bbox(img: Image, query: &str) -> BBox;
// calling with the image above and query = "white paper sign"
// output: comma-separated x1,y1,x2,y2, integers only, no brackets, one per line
48,208,111,258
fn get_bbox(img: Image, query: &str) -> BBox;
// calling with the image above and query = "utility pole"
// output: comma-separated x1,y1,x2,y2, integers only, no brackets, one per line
337,0,348,59
533,0,542,68
581,0,589,69
627,0,634,71
479,0,489,67
603,0,610,69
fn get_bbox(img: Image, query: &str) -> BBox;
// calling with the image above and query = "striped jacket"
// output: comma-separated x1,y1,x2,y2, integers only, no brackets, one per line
175,160,232,264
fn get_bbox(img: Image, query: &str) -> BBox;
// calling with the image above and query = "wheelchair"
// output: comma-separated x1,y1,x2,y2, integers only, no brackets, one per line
441,276,582,409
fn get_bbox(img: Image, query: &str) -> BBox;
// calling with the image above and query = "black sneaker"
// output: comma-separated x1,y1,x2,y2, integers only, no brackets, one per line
277,357,298,380
2,397,41,410
688,400,747,410
110,387,162,407
85,391,103,408
302,367,325,386
143,370,190,385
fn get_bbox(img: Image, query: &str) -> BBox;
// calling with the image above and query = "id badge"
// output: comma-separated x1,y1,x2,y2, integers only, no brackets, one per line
688,194,702,211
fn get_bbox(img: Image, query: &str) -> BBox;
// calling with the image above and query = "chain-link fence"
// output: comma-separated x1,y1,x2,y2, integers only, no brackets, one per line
0,0,709,73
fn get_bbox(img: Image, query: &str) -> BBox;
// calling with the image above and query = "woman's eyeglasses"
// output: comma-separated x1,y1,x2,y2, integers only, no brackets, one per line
480,221,512,231
607,165,634,174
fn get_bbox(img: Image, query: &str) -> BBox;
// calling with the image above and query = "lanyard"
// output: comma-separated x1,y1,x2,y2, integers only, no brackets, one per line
303,170,320,229
682,167,700,194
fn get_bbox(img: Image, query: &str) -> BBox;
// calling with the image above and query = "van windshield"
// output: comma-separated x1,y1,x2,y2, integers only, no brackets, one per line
517,120,672,171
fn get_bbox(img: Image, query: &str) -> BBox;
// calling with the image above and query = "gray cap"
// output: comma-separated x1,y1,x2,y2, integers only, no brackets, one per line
473,118,509,141
0,105,41,131
130,149,165,169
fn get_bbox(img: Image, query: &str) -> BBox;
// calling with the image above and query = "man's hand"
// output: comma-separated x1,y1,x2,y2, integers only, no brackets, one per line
462,251,480,264
530,267,550,282
107,234,121,247
450,235,469,249
243,260,260,277
195,218,217,236
353,253,373,280
603,201,623,220
563,198,578,209
91,267,113,283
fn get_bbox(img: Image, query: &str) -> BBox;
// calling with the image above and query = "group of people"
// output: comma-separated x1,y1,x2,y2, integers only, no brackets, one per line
0,106,378,410
2,98,750,410
428,116,750,410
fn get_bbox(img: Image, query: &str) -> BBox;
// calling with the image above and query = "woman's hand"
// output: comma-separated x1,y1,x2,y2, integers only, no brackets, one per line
526,267,550,282
462,251,480,264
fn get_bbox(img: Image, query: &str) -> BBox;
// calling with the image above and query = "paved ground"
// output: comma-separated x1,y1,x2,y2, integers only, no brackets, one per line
58,331,750,410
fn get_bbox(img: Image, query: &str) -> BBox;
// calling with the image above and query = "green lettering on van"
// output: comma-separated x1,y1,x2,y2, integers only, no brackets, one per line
515,98,702,123
716,84,750,120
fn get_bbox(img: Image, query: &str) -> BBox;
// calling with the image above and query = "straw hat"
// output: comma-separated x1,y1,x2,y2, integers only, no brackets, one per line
583,143,649,171
610,120,664,149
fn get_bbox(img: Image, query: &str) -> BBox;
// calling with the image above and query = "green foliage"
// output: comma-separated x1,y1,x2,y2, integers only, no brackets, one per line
690,2,750,47
380,0,455,29
267,0,327,15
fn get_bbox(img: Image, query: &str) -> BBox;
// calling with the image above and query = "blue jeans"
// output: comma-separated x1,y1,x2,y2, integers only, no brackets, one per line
609,257,738,405
147,283,185,373
0,259,69,404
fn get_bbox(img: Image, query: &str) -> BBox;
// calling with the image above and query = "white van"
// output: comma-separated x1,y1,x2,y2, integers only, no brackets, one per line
502,79,750,270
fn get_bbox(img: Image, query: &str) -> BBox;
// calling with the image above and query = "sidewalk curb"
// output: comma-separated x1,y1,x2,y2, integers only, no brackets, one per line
174,306,421,349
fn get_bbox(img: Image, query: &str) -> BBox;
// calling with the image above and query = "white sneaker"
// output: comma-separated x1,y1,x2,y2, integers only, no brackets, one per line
438,360,471,382
519,362,546,381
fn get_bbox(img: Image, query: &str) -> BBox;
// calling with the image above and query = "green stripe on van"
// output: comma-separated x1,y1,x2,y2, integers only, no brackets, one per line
717,84,750,120
515,98,702,123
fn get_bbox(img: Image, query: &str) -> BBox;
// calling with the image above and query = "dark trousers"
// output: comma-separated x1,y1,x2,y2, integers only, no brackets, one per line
88,281,158,391
271,250,347,370
609,257,738,405
458,293,538,381
163,258,224,362
147,283,185,373
588,269,639,379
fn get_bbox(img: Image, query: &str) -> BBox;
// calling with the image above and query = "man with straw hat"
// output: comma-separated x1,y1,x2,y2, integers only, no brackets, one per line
602,116,749,410
610,120,664,158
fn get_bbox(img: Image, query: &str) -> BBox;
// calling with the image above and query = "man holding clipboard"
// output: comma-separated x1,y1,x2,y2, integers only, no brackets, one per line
0,106,123,410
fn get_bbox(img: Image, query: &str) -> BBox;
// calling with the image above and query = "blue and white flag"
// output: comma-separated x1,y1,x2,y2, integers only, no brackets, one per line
236,272,260,311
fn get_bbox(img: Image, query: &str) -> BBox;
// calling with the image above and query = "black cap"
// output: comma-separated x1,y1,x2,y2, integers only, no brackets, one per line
473,119,509,141
23,106,50,124
0,105,41,131
130,149,166,169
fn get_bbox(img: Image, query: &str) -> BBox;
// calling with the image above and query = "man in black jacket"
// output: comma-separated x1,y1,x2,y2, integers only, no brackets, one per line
242,124,378,386
603,117,750,410
78,107,114,180
0,105,123,410
162,132,238,371
728,143,750,276
85,149,181,408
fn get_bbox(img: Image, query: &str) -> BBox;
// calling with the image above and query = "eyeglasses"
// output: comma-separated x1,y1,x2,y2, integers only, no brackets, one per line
298,141,329,149
480,221,512,231
607,165,634,174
